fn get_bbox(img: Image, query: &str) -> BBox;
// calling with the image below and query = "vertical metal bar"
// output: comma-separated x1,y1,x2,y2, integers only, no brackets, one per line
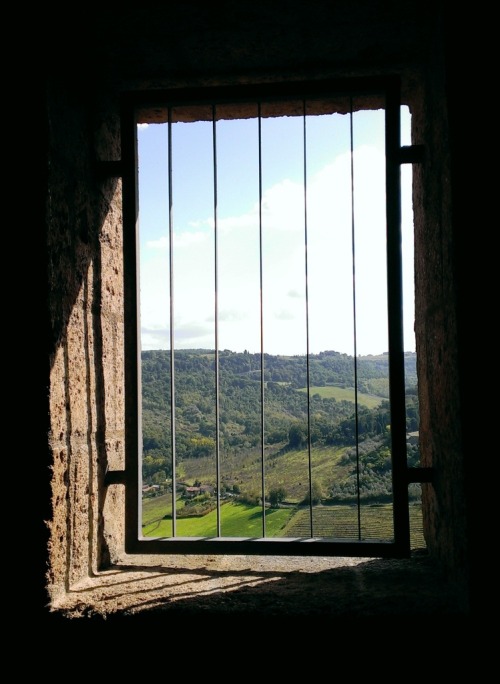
128,78,411,557
349,98,362,541
258,103,266,537
385,81,410,553
121,98,141,551
302,101,313,538
212,105,221,537
168,108,177,537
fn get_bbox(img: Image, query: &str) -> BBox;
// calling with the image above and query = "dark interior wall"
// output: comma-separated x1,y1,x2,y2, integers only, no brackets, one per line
412,14,468,590
440,9,475,610
44,1,435,91
39,0,473,614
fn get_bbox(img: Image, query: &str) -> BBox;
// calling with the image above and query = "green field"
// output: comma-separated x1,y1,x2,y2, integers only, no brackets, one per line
297,385,384,409
142,499,294,538
142,496,425,549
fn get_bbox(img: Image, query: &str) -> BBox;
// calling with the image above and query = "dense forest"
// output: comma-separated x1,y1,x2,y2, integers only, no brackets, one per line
141,349,420,504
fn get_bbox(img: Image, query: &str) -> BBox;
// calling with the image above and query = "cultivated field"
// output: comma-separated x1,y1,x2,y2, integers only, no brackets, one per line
142,496,425,548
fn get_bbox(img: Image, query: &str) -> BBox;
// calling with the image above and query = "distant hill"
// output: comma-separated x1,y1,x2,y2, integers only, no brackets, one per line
140,349,419,490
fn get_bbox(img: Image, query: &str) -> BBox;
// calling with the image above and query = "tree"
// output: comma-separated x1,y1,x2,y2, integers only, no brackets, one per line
288,422,307,448
268,487,286,507
151,470,167,486
302,480,323,505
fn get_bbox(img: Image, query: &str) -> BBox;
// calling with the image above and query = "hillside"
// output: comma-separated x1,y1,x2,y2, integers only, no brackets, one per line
141,349,419,503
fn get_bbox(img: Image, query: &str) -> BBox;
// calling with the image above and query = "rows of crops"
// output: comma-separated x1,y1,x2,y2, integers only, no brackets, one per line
281,503,425,548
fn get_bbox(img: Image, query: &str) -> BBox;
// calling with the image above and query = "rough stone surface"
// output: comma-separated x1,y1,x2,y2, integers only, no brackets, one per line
50,550,467,619
42,1,472,617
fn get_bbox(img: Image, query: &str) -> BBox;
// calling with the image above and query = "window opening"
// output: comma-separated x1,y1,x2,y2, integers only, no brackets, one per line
400,113,423,547
122,78,417,556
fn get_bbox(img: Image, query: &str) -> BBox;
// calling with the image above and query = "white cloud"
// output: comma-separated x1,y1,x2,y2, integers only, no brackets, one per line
146,235,169,250
140,144,413,356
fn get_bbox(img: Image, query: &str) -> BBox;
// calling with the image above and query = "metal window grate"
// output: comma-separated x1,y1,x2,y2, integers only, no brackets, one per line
121,76,412,558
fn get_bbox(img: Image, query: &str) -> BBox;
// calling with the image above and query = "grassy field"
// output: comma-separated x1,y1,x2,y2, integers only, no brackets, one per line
297,385,385,409
142,496,425,549
142,499,294,538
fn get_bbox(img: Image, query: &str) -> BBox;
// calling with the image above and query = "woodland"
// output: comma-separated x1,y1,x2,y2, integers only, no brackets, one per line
141,349,420,505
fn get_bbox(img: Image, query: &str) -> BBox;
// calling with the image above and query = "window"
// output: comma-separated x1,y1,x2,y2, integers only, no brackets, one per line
121,77,418,557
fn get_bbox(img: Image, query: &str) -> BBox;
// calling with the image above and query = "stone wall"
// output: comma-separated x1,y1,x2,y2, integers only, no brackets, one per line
412,24,468,588
42,0,470,611
46,89,125,602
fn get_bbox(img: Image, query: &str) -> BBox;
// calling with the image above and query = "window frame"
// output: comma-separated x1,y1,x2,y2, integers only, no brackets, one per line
121,75,411,558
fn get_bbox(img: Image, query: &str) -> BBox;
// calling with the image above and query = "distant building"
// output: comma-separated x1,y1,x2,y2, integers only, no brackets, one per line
184,485,213,498
407,431,419,445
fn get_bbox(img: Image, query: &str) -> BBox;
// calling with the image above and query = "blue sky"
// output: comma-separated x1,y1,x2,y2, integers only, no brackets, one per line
137,106,413,356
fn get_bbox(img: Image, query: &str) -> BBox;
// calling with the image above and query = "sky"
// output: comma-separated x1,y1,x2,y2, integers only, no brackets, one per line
137,106,414,357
